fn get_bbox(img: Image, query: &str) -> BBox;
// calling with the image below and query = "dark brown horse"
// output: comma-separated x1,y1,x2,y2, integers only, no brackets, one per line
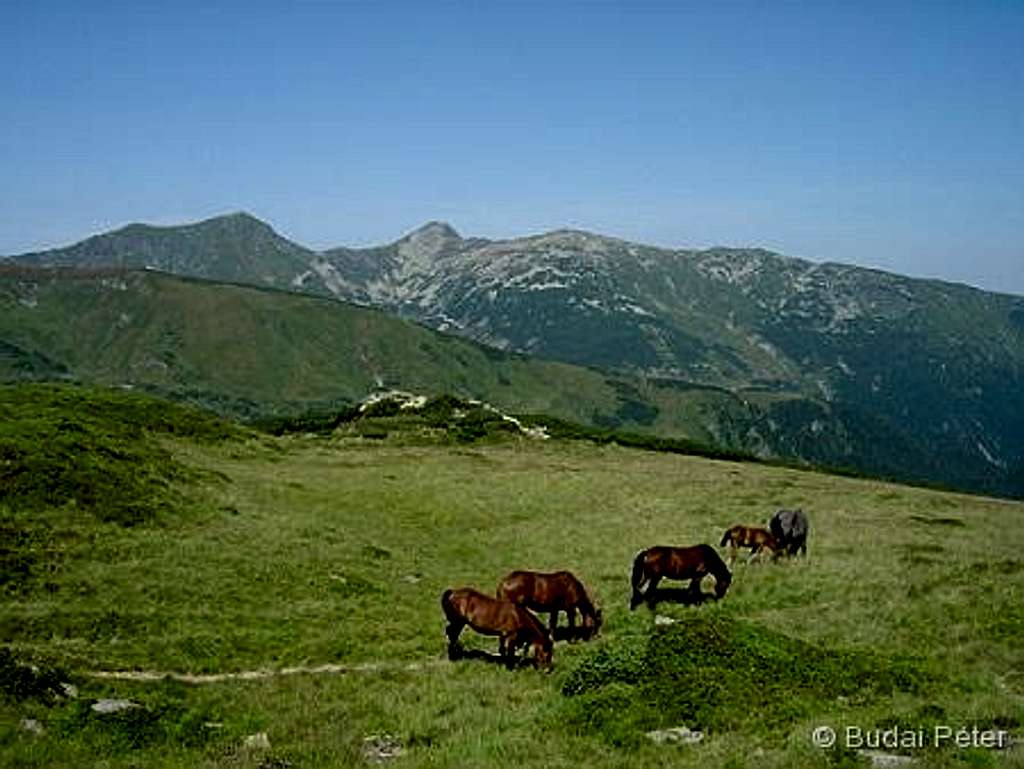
720,524,781,563
441,587,553,669
630,544,732,609
769,508,809,556
496,570,602,641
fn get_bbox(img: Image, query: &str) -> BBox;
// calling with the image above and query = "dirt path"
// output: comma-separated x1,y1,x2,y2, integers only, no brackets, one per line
86,658,448,685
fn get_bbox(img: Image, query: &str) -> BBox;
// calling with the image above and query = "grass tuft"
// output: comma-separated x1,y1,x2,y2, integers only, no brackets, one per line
560,612,933,746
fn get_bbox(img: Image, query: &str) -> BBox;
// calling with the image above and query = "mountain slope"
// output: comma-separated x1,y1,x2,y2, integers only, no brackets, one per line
316,225,1024,497
7,216,1024,497
12,212,330,295
0,266,775,446
10,265,1004,495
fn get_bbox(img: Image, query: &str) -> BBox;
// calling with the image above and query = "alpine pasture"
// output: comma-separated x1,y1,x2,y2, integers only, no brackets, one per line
2,385,1022,768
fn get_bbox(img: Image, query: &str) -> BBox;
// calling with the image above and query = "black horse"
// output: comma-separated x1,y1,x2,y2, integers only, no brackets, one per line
769,508,809,556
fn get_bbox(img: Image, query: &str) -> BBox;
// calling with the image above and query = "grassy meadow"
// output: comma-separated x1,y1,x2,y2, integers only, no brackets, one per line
2,385,1023,768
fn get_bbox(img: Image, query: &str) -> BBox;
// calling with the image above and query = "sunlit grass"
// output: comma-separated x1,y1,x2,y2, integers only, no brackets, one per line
3,412,1023,767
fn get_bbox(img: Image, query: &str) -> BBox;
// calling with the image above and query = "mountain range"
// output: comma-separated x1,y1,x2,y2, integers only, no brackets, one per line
6,212,1024,498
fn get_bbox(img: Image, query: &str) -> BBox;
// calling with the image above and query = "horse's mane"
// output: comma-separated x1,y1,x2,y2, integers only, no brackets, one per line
698,543,732,582
518,605,550,639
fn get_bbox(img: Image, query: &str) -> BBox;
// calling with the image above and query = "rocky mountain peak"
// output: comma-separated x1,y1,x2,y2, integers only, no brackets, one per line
406,221,461,240
395,221,463,268
191,211,278,238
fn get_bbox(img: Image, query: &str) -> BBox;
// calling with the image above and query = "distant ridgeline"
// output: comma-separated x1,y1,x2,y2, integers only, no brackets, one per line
4,213,1023,499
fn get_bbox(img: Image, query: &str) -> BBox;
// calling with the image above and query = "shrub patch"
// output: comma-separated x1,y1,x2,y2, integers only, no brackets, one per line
560,613,933,746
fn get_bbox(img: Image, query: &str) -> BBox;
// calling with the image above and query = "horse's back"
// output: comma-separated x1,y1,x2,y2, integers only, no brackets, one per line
643,544,715,577
444,586,490,617
692,542,725,568
643,545,675,565
499,569,586,608
445,587,513,630
496,570,533,602
552,570,587,601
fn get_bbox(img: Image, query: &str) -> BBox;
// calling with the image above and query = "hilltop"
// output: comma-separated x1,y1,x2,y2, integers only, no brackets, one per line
11,213,331,296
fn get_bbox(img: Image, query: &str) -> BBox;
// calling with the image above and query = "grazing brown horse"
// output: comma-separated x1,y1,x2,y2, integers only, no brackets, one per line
441,587,553,669
630,544,732,609
496,570,602,641
720,524,781,563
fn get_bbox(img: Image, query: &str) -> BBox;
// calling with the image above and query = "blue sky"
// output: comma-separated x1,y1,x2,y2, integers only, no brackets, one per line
2,1,1022,294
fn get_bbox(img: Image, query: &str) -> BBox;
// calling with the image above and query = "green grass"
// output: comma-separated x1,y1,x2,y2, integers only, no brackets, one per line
0,383,240,526
561,610,934,747
1,386,1023,767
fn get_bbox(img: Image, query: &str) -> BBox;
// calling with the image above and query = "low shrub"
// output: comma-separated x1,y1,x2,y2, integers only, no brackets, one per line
560,612,933,745
0,646,69,704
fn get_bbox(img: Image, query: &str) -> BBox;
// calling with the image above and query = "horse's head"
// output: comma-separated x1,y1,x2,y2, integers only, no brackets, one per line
583,607,603,639
535,636,554,670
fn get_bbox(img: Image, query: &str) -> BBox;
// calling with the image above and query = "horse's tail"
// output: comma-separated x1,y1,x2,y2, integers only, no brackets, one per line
720,527,733,547
440,588,456,620
629,550,647,610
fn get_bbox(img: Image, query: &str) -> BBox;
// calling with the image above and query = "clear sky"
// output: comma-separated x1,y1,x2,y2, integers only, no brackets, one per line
2,1,1022,295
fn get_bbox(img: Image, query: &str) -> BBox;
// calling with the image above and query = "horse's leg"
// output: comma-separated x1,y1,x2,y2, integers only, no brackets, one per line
503,633,519,669
549,610,559,639
445,620,463,644
646,576,662,608
566,606,578,641
445,620,464,660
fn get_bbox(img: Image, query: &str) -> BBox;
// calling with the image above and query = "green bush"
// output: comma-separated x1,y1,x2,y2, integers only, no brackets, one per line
560,613,934,744
419,394,463,425
361,398,403,418
451,407,515,442
0,646,69,704
251,404,360,435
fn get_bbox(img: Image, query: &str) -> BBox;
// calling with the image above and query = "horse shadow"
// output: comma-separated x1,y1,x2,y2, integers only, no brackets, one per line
446,644,540,669
641,586,716,609
552,625,593,642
